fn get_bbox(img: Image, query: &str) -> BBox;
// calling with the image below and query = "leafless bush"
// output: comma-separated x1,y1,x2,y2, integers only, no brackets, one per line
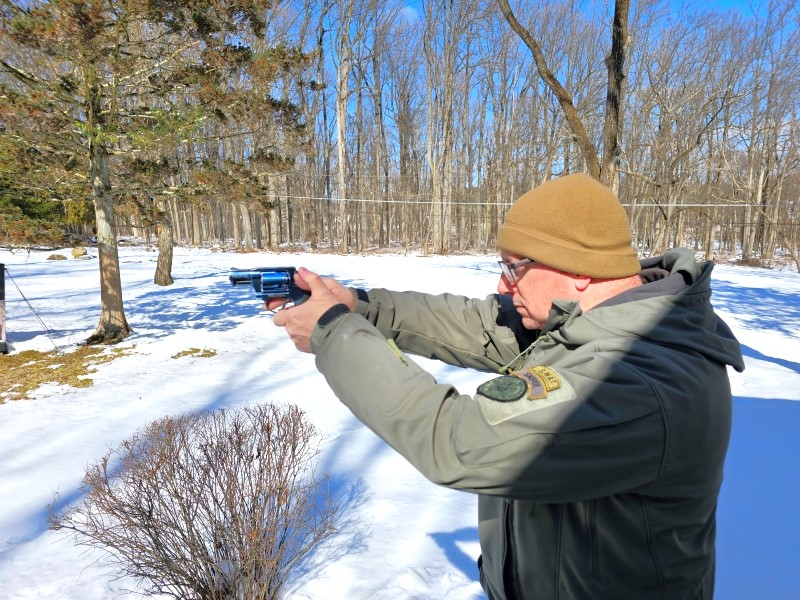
50,403,341,599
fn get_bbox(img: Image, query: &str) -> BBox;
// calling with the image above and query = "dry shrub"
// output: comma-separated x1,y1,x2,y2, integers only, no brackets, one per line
50,403,341,599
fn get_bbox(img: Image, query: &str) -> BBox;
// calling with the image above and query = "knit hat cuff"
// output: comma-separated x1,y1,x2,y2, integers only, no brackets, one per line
498,222,641,279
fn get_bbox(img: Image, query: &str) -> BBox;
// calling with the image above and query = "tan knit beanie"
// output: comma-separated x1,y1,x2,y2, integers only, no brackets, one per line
497,173,640,278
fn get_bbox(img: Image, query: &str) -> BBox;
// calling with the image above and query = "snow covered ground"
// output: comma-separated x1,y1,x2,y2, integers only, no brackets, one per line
1,246,798,599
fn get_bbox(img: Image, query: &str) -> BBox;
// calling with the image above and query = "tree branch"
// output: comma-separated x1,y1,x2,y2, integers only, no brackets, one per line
496,0,601,180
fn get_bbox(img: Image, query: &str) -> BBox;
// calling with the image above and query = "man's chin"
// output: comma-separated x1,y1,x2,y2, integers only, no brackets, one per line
517,306,544,329
518,313,544,331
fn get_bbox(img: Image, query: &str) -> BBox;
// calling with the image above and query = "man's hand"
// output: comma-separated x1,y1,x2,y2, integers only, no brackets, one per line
268,268,354,353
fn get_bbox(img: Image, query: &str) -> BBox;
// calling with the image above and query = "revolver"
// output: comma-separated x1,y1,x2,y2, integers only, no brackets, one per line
229,266,310,307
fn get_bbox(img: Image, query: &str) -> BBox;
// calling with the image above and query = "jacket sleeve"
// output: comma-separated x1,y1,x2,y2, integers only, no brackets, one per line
311,312,664,503
352,288,536,372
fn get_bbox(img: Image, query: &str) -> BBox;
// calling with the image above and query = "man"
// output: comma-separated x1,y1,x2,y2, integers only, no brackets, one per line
270,173,744,599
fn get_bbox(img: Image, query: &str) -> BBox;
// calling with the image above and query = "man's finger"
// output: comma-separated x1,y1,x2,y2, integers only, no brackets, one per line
296,267,330,294
264,298,285,311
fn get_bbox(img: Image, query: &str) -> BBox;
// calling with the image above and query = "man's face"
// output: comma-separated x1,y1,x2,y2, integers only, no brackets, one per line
497,252,579,330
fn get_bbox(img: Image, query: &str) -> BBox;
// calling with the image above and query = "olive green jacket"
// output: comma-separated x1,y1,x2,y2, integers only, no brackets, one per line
310,248,744,600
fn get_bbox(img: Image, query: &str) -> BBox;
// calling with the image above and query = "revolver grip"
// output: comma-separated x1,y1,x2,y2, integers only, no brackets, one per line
287,285,311,306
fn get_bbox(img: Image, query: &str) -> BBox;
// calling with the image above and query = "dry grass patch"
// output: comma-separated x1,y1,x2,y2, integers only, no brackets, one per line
171,348,217,359
0,346,130,404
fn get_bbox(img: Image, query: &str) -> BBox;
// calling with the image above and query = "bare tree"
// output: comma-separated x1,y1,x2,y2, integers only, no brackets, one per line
384,13,426,251
423,0,478,253
496,0,631,187
329,0,370,252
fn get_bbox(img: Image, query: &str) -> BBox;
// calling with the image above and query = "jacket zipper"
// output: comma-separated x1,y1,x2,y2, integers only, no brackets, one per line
586,500,599,577
502,500,521,600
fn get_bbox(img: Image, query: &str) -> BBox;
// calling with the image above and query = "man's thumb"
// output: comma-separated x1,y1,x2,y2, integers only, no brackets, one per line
296,267,326,294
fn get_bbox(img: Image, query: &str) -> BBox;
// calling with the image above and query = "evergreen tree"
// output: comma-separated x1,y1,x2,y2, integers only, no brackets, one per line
1,0,308,343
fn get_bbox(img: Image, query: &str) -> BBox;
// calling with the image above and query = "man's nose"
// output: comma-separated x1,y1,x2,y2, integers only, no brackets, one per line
497,275,512,295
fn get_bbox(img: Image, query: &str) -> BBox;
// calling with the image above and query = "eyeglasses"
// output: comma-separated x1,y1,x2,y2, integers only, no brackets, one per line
498,258,533,283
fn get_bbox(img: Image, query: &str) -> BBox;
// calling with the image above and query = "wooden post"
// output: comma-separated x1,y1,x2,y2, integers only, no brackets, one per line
0,264,7,354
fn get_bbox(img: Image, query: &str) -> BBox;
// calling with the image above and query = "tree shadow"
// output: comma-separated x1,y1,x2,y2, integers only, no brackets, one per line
429,527,480,583
4,264,369,345
739,344,800,375
711,277,800,338
124,272,371,337
284,476,372,595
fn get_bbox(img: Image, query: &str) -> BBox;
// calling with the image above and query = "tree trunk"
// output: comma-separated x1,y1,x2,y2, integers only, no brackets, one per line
239,202,254,250
86,143,130,345
704,208,717,262
601,0,630,190
154,200,174,287
268,174,279,249
191,205,202,246
335,0,355,253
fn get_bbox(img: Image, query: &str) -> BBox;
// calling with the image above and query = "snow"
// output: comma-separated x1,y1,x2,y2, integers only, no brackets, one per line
0,246,798,599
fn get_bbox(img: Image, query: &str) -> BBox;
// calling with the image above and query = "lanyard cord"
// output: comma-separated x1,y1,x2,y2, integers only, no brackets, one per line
499,341,537,374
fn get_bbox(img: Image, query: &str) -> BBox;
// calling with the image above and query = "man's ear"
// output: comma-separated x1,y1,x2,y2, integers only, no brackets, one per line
574,274,592,292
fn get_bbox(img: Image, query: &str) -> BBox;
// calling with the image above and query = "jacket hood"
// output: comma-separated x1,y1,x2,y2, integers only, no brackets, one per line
545,248,745,373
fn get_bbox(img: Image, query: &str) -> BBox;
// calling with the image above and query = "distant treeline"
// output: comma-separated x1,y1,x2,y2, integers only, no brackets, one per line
1,0,798,269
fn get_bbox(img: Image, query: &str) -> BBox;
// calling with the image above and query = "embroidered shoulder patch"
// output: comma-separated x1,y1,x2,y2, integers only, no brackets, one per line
514,369,546,399
477,366,577,426
514,366,561,399
477,375,527,403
